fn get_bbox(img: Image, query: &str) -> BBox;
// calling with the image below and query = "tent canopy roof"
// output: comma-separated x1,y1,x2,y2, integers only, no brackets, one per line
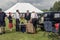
5,3,43,13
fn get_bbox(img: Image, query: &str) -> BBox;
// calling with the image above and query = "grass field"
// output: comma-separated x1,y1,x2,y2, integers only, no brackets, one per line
0,19,57,40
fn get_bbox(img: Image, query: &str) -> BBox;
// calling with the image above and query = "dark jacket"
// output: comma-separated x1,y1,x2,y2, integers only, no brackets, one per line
8,15,12,23
0,12,6,26
0,12,6,22
25,13,31,21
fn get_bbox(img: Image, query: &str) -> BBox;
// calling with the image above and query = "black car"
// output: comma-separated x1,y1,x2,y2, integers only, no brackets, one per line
44,11,60,22
39,11,60,31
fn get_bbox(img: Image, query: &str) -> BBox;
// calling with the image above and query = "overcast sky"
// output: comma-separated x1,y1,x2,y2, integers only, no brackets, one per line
0,0,59,11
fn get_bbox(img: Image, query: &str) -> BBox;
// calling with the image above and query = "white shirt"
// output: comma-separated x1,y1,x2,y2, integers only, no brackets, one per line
14,12,20,19
31,13,38,19
40,17,44,23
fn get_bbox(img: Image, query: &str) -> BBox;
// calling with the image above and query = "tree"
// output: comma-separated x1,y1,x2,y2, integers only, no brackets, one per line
42,9,49,12
50,1,60,11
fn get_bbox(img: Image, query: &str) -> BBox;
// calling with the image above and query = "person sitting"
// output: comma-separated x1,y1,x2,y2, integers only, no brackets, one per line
20,16,27,33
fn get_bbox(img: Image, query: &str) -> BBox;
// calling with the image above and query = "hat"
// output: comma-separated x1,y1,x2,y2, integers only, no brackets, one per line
0,8,2,11
32,11,35,13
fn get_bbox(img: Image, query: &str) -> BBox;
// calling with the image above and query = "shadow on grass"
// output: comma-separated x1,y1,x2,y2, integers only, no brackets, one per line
6,29,16,34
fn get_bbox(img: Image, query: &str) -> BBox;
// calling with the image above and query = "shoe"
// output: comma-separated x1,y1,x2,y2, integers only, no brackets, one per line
3,32,5,34
0,33,2,35
22,32,24,33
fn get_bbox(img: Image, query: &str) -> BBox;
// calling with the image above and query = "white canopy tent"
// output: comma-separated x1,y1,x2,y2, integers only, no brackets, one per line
5,3,43,13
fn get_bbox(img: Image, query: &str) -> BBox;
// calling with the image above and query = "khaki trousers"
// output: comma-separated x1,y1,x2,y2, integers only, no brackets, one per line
0,27,2,33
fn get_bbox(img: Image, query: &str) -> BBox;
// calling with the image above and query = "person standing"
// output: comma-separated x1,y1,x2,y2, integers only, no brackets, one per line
0,8,6,35
25,10,31,22
8,12,13,31
30,11,38,33
14,10,20,31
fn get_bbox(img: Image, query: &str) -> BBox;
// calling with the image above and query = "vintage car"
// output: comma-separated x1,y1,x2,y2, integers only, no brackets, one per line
38,11,60,31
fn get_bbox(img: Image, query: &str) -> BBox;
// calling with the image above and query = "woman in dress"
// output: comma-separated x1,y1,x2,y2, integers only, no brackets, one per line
8,12,13,31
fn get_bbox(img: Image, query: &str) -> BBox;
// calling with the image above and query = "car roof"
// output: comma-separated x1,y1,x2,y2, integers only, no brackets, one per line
43,11,60,14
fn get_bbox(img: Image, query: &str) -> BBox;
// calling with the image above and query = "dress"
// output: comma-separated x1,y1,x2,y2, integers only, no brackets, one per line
8,15,13,29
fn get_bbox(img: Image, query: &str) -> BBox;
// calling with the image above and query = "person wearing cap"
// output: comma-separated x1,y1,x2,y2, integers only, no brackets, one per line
30,11,38,33
0,8,6,35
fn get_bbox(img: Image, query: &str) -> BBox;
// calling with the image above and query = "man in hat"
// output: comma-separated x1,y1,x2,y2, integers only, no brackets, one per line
0,8,6,35
30,11,38,33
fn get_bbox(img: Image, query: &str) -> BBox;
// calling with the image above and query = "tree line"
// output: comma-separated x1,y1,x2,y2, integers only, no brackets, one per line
50,1,60,11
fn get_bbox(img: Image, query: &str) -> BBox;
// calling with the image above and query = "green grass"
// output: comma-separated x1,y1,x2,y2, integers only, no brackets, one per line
0,31,50,40
0,19,54,40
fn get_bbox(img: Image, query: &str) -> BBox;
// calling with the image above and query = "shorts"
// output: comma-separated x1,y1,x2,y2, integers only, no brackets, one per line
0,22,6,27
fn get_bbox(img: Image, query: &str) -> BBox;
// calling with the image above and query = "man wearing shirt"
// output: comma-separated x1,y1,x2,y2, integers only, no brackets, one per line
25,10,31,22
15,10,20,31
30,11,38,33
0,8,6,35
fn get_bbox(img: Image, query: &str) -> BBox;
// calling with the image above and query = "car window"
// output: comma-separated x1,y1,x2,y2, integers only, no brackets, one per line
54,13,60,18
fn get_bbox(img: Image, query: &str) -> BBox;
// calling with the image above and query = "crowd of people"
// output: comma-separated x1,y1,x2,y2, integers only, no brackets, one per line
0,8,38,35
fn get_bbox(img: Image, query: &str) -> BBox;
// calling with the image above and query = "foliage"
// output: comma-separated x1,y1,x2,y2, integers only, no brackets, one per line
50,1,60,11
42,9,49,12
